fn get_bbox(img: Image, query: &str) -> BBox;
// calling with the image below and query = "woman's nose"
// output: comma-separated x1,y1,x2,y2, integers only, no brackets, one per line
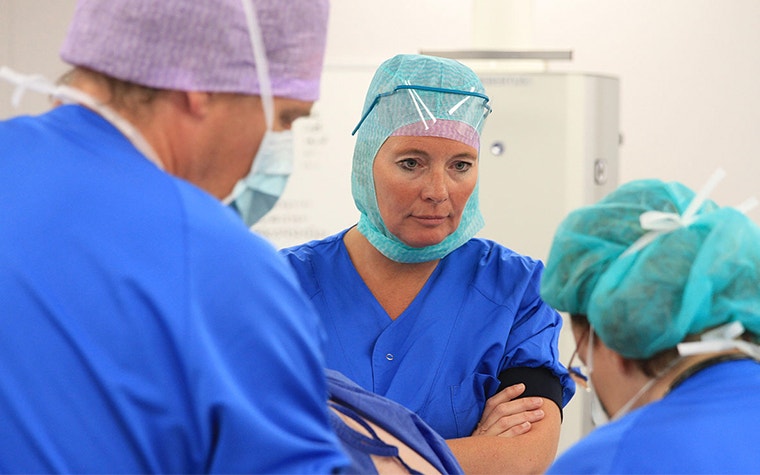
422,170,448,204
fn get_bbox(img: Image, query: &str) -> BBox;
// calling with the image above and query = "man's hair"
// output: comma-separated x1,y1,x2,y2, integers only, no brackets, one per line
59,68,160,113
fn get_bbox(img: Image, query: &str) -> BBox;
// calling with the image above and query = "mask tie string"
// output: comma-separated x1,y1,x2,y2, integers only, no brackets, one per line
0,67,51,108
0,66,164,170
677,321,760,360
241,0,273,131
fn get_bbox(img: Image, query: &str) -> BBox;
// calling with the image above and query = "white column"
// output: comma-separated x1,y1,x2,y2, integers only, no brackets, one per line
472,0,535,50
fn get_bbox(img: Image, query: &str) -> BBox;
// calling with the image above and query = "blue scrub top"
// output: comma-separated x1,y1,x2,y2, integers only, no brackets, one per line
283,229,574,439
0,105,350,473
548,359,760,474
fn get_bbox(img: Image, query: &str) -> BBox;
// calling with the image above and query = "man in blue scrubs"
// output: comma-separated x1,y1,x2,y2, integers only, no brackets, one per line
0,0,351,472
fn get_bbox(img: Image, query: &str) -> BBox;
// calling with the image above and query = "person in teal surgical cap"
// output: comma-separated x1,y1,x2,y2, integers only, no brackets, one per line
541,171,760,474
281,53,575,474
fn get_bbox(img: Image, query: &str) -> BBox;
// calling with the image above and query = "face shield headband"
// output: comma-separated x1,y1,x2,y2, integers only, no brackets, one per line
351,84,491,140
350,85,491,264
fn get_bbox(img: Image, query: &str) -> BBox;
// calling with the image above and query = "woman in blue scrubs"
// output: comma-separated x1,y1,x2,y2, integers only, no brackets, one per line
541,175,760,474
282,53,575,474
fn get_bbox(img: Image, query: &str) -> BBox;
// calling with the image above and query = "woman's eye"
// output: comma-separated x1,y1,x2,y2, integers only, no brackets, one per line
453,161,473,172
399,158,419,170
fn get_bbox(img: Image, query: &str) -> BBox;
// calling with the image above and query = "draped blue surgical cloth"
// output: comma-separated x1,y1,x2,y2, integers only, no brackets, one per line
548,359,760,474
326,369,464,474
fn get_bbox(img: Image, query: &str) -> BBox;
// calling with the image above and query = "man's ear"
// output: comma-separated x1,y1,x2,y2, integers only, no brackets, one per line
596,339,634,375
182,91,213,119
615,352,642,376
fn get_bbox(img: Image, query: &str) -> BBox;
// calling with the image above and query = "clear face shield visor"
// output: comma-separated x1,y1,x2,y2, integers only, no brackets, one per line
351,85,491,144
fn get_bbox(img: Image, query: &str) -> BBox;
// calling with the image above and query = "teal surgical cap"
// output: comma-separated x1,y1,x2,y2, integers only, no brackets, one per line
351,54,491,263
540,178,760,359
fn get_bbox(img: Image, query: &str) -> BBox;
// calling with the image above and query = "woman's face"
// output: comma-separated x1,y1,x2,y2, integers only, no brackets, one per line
372,135,478,248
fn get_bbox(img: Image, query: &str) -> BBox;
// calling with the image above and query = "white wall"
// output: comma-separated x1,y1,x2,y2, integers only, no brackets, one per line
0,0,76,118
531,0,760,218
322,0,760,221
5,0,758,211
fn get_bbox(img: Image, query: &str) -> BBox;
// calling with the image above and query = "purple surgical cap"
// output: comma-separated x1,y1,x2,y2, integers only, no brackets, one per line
60,0,329,101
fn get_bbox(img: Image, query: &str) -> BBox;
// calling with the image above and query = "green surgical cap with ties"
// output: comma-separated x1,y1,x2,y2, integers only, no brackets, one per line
540,174,760,359
350,54,492,263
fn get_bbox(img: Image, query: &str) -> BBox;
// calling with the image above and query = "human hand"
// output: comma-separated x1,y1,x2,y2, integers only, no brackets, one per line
471,383,545,438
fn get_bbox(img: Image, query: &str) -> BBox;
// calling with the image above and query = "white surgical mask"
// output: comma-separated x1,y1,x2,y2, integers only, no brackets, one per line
227,129,294,227
584,329,612,426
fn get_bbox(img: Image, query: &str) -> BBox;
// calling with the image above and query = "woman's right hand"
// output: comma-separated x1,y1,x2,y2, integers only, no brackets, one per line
471,383,546,438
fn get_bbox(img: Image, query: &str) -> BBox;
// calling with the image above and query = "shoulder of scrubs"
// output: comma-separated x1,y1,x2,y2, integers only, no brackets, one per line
280,228,350,297
546,421,626,474
461,238,575,407
550,360,760,474
0,106,350,474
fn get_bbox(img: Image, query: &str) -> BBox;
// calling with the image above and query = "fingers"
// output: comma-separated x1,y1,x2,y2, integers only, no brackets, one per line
474,405,546,437
493,382,527,403
493,407,546,438
475,392,547,438
479,383,526,422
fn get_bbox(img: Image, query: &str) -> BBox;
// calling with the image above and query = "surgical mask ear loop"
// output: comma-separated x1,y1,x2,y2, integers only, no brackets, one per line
585,326,657,425
585,324,678,424
610,353,684,422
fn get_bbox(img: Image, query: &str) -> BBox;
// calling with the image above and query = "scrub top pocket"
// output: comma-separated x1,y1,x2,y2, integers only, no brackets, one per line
448,372,500,438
